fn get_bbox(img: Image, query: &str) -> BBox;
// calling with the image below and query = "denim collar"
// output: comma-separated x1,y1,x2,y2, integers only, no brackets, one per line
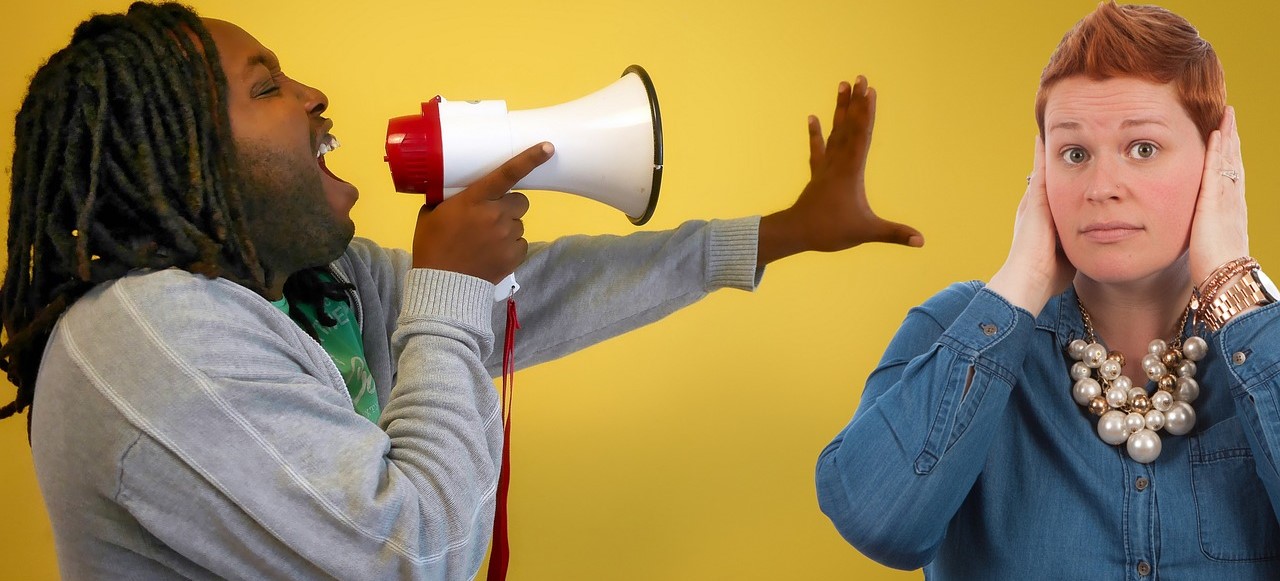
1039,285,1201,353
1037,285,1088,352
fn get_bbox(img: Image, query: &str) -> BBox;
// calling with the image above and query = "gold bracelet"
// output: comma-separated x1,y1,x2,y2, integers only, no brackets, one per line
1194,257,1260,331
1197,257,1255,300
1196,257,1254,305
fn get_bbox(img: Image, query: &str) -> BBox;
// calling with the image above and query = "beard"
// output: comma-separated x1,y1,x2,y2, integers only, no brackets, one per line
234,139,355,282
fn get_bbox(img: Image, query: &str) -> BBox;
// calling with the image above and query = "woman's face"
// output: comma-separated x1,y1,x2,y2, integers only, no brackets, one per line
1043,76,1205,285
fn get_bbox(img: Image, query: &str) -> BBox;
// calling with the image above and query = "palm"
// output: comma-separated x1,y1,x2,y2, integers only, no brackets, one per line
795,77,921,251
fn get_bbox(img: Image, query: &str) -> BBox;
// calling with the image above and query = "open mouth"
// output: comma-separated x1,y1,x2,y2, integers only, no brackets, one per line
316,134,349,184
316,133,338,157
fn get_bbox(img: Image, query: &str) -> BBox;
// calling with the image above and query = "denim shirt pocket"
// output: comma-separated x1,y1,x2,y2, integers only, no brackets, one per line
1189,414,1280,562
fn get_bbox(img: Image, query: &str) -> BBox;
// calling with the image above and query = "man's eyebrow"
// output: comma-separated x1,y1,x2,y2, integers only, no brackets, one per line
242,53,275,80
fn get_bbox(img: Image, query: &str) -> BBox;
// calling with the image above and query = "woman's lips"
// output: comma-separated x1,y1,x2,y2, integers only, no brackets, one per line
1081,221,1142,243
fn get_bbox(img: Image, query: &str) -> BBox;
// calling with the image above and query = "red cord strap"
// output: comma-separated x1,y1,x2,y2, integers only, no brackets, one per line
487,296,519,581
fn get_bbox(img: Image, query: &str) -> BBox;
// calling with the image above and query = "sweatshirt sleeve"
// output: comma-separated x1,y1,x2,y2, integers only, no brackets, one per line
487,217,761,374
814,282,1037,570
54,269,511,579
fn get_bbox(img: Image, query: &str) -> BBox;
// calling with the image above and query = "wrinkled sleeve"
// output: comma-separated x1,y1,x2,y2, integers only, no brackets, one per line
1219,303,1280,517
815,282,1036,570
485,217,761,374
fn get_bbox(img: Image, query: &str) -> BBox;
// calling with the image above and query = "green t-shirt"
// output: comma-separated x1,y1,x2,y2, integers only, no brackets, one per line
271,279,380,423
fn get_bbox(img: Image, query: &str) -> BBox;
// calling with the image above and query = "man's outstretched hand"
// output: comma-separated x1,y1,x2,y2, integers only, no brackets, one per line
758,76,922,266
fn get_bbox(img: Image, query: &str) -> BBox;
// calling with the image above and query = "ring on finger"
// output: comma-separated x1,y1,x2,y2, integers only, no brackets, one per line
1220,169,1240,183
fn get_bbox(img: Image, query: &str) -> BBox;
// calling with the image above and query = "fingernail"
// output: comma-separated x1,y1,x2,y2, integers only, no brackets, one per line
839,81,850,93
540,142,554,155
909,235,925,248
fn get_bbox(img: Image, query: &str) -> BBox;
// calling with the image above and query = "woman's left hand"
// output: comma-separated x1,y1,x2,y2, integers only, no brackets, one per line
1188,106,1249,285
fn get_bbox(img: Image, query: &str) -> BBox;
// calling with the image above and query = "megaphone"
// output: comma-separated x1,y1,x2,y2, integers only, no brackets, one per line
384,64,663,226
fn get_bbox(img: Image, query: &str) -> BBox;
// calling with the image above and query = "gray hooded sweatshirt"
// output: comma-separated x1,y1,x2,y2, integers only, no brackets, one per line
30,217,761,580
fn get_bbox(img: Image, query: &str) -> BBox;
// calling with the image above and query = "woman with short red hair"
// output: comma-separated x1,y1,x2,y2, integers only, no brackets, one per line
817,3,1279,577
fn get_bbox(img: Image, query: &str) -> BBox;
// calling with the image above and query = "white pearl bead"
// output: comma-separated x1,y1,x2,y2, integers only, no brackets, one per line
1148,339,1168,355
1100,359,1122,381
1127,429,1162,463
1084,343,1107,368
1176,360,1197,378
1144,409,1166,431
1145,360,1168,381
1112,375,1133,392
1068,339,1089,361
1183,336,1208,361
1151,390,1174,412
1125,412,1147,434
1073,378,1102,406
1098,410,1129,445
1164,401,1197,435
1071,362,1093,381
1106,387,1129,408
1141,353,1162,370
1174,377,1200,403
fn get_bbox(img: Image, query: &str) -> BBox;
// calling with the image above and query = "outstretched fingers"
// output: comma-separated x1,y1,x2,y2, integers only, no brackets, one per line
826,77,873,155
807,115,825,178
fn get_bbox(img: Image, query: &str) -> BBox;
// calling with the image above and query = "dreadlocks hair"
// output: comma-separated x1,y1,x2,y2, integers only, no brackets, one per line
1,2,273,421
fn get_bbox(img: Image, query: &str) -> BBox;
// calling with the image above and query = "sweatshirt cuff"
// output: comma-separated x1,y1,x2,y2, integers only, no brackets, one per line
706,216,762,292
400,269,495,335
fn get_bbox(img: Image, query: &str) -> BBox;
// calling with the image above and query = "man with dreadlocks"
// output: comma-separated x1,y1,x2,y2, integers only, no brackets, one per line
3,2,921,579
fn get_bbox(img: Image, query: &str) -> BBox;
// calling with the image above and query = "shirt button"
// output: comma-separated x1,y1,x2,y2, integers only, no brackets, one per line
1137,560,1151,576
981,323,998,336
1233,351,1248,365
1135,477,1149,491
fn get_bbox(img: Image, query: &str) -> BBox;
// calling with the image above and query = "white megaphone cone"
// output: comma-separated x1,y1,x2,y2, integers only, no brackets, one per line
385,65,663,223
385,65,664,300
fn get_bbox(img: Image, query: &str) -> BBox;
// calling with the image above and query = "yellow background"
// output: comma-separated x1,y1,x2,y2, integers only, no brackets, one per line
2,1,1277,579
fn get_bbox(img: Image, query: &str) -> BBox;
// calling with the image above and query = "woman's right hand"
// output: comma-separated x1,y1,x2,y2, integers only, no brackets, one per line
986,136,1075,316
411,142,554,284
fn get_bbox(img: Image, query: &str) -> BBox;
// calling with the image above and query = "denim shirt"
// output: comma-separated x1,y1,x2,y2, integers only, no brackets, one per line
817,281,1280,580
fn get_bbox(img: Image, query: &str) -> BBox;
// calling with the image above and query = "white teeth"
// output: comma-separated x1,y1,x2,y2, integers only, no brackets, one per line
316,134,341,158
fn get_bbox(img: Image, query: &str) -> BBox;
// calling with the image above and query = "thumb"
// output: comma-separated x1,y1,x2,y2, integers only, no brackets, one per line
873,219,925,248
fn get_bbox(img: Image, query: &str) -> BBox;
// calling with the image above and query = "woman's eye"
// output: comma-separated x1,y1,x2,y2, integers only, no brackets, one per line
1129,142,1158,159
1062,148,1089,165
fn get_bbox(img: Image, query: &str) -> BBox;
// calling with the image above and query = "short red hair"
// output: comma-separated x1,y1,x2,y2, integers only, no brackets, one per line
1035,2,1225,141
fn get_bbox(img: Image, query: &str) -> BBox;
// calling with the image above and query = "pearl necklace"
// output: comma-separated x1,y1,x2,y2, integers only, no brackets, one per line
1067,298,1208,463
